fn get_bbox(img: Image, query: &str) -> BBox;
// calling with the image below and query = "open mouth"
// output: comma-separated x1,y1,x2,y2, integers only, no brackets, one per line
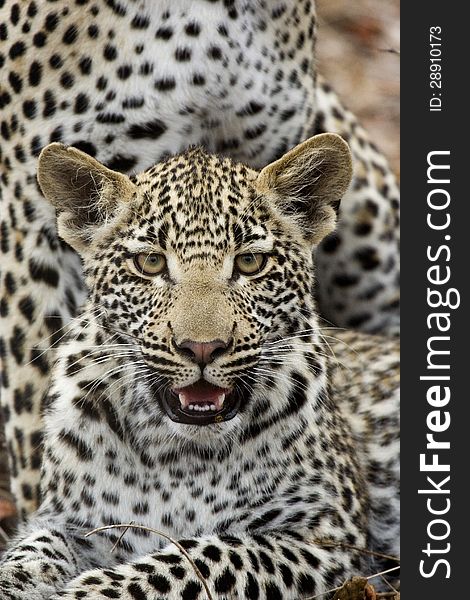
161,380,240,425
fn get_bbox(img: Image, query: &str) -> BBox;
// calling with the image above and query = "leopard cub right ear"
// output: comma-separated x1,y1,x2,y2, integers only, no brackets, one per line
256,133,353,246
37,143,135,253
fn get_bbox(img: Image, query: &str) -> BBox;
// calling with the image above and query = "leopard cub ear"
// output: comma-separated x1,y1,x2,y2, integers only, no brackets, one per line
256,133,353,245
37,143,135,253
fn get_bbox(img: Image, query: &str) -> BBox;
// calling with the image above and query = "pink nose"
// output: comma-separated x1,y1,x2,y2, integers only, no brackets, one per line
175,339,231,366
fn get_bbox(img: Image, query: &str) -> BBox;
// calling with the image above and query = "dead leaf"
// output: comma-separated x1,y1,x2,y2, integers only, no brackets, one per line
0,498,17,520
333,577,377,600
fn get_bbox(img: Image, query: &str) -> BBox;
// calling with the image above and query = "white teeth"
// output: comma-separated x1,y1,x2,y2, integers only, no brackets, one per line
178,392,226,413
183,402,218,412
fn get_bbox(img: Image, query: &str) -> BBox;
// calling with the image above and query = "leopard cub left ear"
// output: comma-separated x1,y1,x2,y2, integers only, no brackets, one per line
37,143,135,253
256,133,353,245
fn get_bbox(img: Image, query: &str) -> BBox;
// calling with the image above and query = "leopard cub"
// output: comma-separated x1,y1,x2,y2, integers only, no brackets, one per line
0,134,399,599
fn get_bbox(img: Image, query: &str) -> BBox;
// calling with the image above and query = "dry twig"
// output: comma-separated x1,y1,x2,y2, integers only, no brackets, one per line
305,566,400,599
310,538,399,564
85,523,214,600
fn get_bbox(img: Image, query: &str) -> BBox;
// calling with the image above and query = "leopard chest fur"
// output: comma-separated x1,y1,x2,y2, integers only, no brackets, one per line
42,409,316,559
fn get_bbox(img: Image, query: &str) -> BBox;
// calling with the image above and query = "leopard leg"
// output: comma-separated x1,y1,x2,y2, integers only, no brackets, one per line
0,514,105,599
309,76,400,335
57,531,361,600
0,179,85,518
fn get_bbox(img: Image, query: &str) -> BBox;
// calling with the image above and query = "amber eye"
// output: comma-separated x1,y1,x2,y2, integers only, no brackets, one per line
234,253,268,276
133,253,166,276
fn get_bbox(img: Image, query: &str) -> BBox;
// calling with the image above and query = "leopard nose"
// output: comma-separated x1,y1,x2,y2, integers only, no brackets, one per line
174,339,231,366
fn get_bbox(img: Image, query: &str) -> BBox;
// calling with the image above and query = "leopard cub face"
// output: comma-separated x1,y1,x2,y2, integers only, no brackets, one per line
38,134,352,438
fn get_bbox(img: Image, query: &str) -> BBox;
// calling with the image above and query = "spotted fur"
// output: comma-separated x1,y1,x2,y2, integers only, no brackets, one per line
0,0,399,521
0,138,399,599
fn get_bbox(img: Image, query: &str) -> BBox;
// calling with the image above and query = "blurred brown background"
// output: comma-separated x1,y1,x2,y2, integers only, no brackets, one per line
317,0,400,177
